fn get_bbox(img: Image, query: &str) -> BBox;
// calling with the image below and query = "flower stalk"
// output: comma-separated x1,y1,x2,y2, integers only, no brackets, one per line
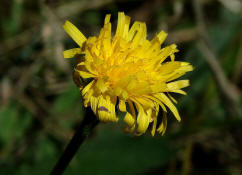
50,108,99,175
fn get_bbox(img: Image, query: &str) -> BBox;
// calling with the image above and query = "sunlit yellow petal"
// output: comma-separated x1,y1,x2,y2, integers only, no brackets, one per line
167,93,177,104
119,99,126,112
157,111,167,135
96,79,108,93
63,20,87,47
115,12,126,37
90,96,98,114
82,80,95,96
170,89,187,95
155,93,181,121
63,48,82,58
97,96,118,122
157,30,167,44
167,80,190,90
123,112,135,128
75,69,96,79
135,103,151,135
151,116,157,136
104,14,111,24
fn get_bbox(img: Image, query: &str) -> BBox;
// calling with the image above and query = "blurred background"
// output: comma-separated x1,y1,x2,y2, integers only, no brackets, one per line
0,0,242,174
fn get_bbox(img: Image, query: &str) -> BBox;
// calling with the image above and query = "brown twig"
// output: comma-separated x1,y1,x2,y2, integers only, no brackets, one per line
181,142,193,175
192,0,241,118
0,26,40,57
232,38,242,84
167,28,198,44
56,0,113,19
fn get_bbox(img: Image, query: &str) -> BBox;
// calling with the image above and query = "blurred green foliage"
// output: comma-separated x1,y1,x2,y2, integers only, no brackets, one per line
0,0,241,175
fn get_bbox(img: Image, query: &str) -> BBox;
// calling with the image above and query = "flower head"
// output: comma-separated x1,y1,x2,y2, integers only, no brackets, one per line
63,12,193,136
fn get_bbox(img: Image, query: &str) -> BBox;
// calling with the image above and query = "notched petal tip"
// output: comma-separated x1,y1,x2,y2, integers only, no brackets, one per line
157,30,168,44
62,20,69,28
104,14,111,24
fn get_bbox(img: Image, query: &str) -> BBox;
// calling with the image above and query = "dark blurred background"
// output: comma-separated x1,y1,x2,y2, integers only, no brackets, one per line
0,0,242,174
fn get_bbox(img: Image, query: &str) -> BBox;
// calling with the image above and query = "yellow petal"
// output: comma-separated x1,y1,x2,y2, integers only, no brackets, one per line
77,62,85,66
121,90,129,100
115,12,125,37
170,54,175,61
84,61,98,75
97,96,118,122
63,48,82,58
144,95,167,112
63,20,87,47
156,30,167,44
123,16,131,39
90,96,99,114
167,80,190,90
165,65,193,82
155,93,181,121
82,80,94,96
104,14,111,24
157,111,167,135
95,79,108,93
151,104,159,136
129,22,147,48
83,89,94,107
133,97,154,109
75,69,96,79
113,86,123,96
170,89,187,95
167,93,177,104
135,104,151,135
123,112,135,127
119,99,126,112
128,100,136,118
157,44,178,64
151,116,157,136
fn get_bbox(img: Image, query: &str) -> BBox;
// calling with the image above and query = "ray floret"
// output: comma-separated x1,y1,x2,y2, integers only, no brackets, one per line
63,12,193,136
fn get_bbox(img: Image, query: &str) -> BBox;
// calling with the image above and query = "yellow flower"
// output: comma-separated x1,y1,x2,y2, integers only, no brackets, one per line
63,12,193,136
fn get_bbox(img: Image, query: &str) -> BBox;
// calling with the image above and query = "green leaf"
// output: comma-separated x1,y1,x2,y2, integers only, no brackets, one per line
65,125,175,175
53,85,81,113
